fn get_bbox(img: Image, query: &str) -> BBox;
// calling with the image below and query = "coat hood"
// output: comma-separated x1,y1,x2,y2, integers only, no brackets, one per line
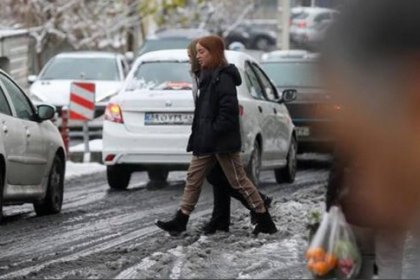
220,64,242,86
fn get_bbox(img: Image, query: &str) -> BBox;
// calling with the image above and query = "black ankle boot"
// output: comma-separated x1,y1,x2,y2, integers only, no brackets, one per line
252,211,278,235
250,195,273,225
202,218,229,235
155,210,189,236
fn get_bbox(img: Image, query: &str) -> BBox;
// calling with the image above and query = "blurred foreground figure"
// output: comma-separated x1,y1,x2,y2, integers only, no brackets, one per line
321,0,420,278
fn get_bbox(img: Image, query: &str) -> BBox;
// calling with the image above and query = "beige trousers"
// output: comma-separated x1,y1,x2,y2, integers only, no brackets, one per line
180,152,265,215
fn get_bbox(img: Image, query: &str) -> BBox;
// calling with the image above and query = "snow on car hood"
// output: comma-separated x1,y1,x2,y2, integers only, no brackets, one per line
30,80,123,106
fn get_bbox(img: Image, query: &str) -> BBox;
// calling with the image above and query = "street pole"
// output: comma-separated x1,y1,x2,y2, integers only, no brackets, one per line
277,0,290,50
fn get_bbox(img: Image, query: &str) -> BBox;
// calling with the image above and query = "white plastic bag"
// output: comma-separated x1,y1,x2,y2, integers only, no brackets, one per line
305,206,362,279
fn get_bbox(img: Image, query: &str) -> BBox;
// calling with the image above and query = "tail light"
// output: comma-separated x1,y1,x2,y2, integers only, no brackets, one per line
239,104,244,117
105,103,124,123
298,21,307,28
104,154,116,162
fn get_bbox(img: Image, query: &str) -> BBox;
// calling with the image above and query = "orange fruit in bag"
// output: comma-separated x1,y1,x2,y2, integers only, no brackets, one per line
312,261,330,276
325,253,338,269
305,247,326,261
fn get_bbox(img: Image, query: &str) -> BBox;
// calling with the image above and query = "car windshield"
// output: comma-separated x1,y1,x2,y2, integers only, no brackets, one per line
127,61,192,90
40,57,120,81
261,61,321,88
138,38,191,56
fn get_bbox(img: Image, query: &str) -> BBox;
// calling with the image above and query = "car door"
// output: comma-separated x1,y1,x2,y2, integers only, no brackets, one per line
243,61,273,162
0,86,27,186
251,63,291,161
0,73,48,185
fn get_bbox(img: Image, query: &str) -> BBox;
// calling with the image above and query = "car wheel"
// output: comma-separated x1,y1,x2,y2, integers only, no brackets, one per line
147,169,169,182
275,137,297,184
107,165,131,190
255,37,271,51
246,140,261,185
34,155,64,215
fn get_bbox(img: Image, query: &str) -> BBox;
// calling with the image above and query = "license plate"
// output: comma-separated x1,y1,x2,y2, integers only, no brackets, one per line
144,112,193,125
296,126,310,137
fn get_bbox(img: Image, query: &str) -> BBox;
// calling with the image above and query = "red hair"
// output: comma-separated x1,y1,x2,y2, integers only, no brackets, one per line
197,35,228,69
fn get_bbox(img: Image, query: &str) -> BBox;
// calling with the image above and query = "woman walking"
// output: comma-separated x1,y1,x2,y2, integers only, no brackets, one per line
155,35,277,236
187,38,273,234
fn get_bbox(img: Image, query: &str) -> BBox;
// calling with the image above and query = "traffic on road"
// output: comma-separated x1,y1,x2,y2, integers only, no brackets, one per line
0,1,419,279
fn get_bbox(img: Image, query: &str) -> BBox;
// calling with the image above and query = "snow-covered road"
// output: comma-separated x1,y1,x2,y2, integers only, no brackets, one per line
0,158,330,279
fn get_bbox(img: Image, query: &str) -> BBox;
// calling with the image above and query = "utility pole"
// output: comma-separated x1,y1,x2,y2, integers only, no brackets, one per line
277,0,290,50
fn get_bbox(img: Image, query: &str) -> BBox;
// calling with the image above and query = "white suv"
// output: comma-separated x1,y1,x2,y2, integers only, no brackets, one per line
102,50,297,189
290,7,338,49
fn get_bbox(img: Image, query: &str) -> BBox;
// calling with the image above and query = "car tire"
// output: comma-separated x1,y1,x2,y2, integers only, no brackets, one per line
147,169,169,182
246,140,261,185
275,137,297,184
34,155,64,216
107,165,131,190
255,37,271,51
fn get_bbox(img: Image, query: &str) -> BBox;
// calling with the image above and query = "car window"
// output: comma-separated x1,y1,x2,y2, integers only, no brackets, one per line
0,87,12,116
295,12,309,20
0,73,35,120
244,62,265,100
138,38,191,56
40,56,120,81
261,61,321,88
251,63,279,101
128,61,192,90
314,12,331,23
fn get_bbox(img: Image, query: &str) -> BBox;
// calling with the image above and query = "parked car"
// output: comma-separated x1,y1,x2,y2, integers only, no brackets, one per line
28,51,130,138
289,7,338,50
223,20,277,51
261,50,336,153
102,49,297,189
0,69,66,221
137,28,210,57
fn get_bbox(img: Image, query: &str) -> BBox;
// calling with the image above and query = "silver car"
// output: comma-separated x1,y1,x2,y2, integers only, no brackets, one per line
0,69,66,221
102,50,298,189
289,7,338,49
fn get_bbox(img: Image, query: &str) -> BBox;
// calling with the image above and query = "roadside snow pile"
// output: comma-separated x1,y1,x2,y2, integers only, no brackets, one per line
116,181,327,279
65,161,106,180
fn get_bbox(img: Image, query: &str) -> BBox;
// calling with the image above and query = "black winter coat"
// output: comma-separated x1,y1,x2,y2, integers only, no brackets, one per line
187,64,242,156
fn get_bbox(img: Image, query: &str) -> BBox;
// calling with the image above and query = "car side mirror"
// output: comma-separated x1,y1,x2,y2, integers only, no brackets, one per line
37,104,56,121
281,89,297,103
27,75,37,84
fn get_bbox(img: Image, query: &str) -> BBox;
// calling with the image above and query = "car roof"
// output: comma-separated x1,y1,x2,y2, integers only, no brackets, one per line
260,50,319,62
53,51,120,59
134,49,255,70
148,28,210,39
296,7,337,14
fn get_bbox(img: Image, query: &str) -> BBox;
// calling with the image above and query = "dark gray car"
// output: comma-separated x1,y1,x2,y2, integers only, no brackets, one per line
261,51,337,153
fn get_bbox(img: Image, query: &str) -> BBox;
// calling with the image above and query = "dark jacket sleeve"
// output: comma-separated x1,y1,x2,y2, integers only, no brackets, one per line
212,74,239,134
